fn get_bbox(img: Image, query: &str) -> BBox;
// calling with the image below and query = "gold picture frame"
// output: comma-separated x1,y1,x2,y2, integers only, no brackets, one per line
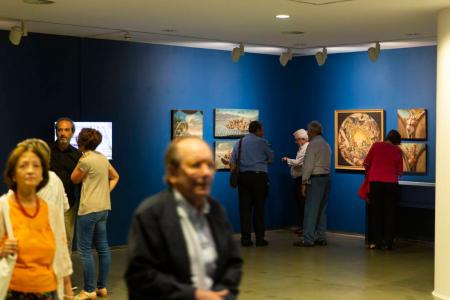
335,109,385,170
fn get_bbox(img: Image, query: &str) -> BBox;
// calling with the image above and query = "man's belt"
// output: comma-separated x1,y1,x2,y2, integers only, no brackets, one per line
310,173,330,178
240,171,267,174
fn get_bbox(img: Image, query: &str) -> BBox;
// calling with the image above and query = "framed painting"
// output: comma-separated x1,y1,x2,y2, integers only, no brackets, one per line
171,110,203,139
397,108,427,140
335,109,385,170
214,108,259,138
214,140,237,170
400,143,427,173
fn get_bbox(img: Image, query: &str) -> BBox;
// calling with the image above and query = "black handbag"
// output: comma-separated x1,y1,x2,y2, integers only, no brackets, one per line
229,138,243,188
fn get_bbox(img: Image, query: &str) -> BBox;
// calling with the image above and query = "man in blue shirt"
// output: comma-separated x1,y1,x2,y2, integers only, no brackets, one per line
231,121,274,247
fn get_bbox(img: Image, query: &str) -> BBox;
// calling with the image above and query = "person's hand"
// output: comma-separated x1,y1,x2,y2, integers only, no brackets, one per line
301,184,307,197
195,288,229,300
281,157,288,162
63,276,74,299
0,238,18,257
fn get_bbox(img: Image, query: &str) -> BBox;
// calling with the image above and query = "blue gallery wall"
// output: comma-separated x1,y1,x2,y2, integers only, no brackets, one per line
0,29,437,244
287,46,436,233
0,31,81,164
0,31,301,245
79,38,302,245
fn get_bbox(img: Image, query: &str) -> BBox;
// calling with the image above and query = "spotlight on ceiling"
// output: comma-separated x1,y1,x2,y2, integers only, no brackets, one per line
279,49,293,67
368,42,381,62
123,31,132,40
276,14,290,19
23,0,55,4
231,42,245,63
9,21,28,46
315,47,327,66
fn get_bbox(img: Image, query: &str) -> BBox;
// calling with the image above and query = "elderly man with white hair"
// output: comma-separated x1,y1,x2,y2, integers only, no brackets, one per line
282,128,309,234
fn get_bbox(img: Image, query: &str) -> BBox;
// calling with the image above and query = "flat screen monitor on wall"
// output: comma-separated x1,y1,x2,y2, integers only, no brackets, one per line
54,122,113,160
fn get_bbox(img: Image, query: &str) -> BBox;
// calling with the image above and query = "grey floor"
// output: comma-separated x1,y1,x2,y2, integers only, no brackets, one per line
71,230,436,300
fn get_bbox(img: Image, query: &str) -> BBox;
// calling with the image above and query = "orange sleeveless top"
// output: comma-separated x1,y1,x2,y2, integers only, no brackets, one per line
8,198,57,293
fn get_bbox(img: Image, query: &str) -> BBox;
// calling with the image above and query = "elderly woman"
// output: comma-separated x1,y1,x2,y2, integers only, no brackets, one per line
0,139,73,299
71,128,119,299
364,130,403,250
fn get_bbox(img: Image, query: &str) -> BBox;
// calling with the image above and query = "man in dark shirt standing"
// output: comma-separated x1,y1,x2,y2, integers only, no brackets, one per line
231,121,274,247
51,117,82,252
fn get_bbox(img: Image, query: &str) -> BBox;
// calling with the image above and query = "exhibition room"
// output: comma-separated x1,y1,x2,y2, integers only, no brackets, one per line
1,1,450,299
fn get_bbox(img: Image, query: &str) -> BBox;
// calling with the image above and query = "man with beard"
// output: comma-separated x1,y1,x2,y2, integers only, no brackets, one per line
51,117,82,252
125,137,242,300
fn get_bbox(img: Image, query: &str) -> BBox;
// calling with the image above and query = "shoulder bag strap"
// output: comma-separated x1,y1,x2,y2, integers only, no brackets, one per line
236,138,243,166
0,197,14,239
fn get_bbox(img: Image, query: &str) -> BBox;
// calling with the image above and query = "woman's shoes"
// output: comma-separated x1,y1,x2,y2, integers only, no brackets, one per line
368,243,377,250
96,288,108,298
75,290,97,299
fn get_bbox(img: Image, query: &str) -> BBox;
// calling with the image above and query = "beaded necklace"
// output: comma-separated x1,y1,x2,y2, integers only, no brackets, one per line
15,192,40,219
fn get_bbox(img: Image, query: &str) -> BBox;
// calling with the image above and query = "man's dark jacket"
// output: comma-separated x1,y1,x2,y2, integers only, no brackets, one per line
125,189,243,300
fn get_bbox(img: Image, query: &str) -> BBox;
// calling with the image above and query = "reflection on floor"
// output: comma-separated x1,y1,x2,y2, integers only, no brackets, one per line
71,230,436,300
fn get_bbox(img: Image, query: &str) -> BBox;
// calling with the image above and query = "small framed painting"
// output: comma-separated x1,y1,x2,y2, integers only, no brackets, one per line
171,110,203,139
214,108,259,138
400,143,427,173
397,108,427,140
214,140,237,170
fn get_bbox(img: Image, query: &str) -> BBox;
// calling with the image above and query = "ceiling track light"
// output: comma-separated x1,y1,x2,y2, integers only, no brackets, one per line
231,42,245,63
315,47,327,66
368,42,381,62
279,48,293,67
123,31,132,40
23,0,55,4
9,20,28,46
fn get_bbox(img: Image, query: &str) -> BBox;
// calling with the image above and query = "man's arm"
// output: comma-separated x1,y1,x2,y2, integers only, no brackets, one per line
263,140,274,164
302,144,314,183
70,165,85,184
108,164,120,192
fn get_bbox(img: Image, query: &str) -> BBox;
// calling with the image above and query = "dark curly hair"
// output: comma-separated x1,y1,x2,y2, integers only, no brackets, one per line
385,129,401,145
77,128,103,151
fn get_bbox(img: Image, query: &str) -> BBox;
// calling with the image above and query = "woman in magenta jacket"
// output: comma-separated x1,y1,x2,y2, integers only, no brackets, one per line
364,130,403,250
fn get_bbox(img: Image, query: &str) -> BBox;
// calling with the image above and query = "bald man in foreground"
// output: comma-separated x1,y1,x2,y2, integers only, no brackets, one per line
125,137,243,300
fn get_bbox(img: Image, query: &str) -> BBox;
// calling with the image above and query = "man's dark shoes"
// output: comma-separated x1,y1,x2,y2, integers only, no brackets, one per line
255,239,269,247
314,240,328,246
293,241,314,247
241,239,253,247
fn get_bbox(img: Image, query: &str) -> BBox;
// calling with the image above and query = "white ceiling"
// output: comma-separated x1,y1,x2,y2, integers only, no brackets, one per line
1,0,450,56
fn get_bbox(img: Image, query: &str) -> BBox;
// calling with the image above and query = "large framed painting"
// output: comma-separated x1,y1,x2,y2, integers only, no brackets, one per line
214,109,259,138
400,143,427,173
171,110,203,139
214,140,237,170
397,108,427,140
335,109,385,170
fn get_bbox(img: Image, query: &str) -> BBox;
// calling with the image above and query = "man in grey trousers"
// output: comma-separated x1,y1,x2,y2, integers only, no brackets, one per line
294,121,331,247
